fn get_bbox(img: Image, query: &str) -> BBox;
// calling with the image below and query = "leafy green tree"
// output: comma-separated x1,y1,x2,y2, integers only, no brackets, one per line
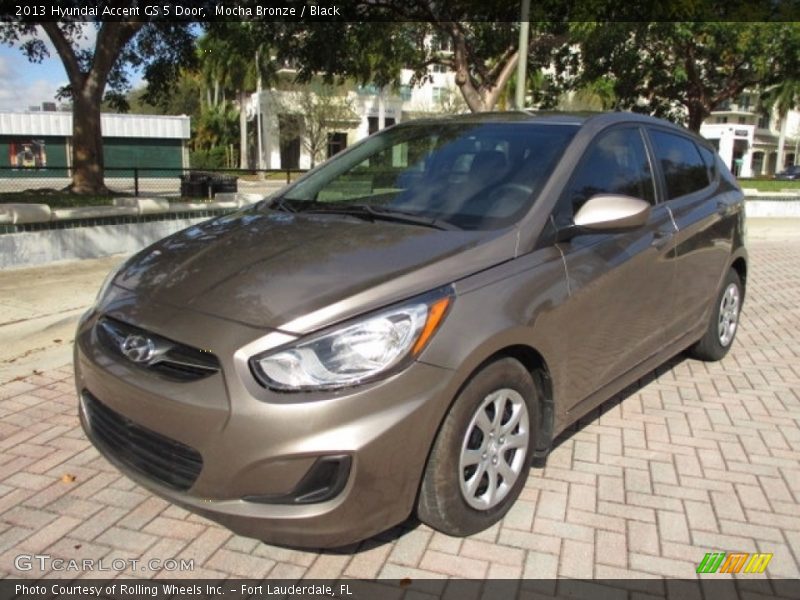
567,22,800,131
271,5,566,113
199,24,274,168
192,102,240,168
0,15,196,193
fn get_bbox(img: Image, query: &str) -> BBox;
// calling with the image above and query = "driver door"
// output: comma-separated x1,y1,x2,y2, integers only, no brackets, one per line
551,126,677,413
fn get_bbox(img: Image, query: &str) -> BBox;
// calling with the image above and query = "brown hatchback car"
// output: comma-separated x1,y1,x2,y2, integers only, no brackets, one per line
75,112,747,547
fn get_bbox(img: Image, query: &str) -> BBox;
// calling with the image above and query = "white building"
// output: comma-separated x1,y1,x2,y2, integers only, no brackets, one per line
249,63,463,170
700,91,799,178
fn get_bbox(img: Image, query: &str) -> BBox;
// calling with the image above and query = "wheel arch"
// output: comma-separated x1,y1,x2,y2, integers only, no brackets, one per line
731,256,747,298
423,341,556,477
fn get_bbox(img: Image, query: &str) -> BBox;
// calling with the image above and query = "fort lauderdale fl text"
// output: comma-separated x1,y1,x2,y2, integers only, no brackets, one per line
17,583,353,597
37,3,342,18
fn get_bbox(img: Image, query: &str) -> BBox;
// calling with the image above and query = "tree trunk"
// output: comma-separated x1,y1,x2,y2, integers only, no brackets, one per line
239,89,249,169
686,104,708,132
69,90,108,194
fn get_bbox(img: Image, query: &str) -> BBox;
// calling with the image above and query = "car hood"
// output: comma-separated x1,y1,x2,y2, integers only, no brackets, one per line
112,209,517,333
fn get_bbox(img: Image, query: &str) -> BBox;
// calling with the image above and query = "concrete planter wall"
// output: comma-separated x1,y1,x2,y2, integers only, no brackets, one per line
0,194,265,270
0,216,213,269
745,200,800,218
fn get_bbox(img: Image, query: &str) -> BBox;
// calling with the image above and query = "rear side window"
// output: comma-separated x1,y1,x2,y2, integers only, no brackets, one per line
649,130,711,199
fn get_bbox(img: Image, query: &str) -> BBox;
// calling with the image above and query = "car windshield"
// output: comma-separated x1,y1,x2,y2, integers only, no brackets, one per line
274,121,578,230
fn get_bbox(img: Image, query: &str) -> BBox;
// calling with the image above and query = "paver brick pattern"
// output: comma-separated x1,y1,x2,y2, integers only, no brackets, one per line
0,239,798,581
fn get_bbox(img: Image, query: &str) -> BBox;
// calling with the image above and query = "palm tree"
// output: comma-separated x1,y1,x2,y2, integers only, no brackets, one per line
761,78,800,171
199,26,273,169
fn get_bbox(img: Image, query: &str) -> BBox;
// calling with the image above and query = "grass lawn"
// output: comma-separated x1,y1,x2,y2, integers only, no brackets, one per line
739,179,800,193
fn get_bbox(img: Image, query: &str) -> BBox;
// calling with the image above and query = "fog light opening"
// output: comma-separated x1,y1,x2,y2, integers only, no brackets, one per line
244,455,352,505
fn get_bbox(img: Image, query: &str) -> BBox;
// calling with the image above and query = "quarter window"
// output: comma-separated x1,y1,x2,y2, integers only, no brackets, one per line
697,145,719,183
649,130,711,199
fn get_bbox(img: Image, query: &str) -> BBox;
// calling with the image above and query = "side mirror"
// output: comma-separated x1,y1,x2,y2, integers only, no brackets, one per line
573,194,651,231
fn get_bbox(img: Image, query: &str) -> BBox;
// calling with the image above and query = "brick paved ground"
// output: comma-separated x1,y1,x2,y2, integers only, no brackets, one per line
0,237,798,583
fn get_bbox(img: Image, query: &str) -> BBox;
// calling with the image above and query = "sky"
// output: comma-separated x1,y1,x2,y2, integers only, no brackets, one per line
0,25,143,111
0,43,67,110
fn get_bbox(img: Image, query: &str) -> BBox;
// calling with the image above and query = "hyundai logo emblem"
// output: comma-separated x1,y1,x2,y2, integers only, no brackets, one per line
120,334,155,364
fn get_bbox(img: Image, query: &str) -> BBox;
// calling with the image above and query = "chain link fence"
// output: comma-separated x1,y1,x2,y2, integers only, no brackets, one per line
0,166,307,203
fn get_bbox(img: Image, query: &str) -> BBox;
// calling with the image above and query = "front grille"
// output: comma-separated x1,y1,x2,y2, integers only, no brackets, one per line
96,317,221,382
83,391,203,491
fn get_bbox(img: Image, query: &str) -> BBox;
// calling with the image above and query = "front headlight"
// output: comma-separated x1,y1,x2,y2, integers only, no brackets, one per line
250,288,453,391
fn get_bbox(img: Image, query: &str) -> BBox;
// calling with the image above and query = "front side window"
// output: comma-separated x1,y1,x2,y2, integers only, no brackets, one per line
649,130,711,200
555,127,655,228
278,122,577,230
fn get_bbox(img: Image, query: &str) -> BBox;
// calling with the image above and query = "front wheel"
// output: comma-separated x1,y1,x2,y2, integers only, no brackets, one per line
417,357,538,536
688,268,743,361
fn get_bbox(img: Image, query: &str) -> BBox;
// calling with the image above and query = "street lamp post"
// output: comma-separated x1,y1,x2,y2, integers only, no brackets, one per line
515,0,531,110
255,50,264,171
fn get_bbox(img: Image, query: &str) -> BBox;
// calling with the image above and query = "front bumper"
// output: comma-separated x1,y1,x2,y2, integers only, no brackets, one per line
74,299,456,548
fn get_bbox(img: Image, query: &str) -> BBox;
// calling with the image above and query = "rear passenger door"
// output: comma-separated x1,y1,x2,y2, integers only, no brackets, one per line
551,126,678,412
646,128,734,343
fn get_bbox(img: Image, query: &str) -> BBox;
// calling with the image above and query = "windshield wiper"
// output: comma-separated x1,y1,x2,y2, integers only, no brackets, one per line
268,196,298,213
303,204,460,231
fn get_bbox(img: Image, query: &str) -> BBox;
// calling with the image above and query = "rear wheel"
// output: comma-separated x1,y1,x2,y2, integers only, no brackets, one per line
688,268,743,361
417,357,538,536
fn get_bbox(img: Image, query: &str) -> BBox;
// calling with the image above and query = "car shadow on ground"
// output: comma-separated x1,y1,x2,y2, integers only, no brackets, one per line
546,352,689,454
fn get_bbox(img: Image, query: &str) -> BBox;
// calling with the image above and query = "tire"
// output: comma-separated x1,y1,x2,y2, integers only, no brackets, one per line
417,357,538,537
688,268,743,362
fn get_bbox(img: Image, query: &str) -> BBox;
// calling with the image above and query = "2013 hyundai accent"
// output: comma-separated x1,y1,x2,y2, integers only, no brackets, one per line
75,112,747,547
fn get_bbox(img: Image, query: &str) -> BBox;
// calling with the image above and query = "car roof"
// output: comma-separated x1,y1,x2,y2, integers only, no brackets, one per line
394,110,697,136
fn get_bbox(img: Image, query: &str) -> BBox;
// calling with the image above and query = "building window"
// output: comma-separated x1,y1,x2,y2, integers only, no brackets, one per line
433,87,446,103
368,116,396,135
737,94,751,111
278,115,302,170
751,151,765,176
717,116,728,124
432,64,448,74
758,114,770,129
327,132,347,158
398,85,412,102
738,117,746,124
431,36,453,53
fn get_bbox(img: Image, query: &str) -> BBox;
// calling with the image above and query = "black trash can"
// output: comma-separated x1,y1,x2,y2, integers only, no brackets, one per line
210,174,238,195
181,172,212,198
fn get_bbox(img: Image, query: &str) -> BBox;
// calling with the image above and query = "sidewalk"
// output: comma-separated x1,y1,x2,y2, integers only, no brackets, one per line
0,255,125,384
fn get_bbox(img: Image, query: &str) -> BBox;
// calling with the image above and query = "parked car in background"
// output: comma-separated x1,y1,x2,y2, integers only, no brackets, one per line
775,165,800,180
75,111,747,548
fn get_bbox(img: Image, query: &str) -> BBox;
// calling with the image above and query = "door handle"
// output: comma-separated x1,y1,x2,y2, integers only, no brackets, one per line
651,230,672,250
